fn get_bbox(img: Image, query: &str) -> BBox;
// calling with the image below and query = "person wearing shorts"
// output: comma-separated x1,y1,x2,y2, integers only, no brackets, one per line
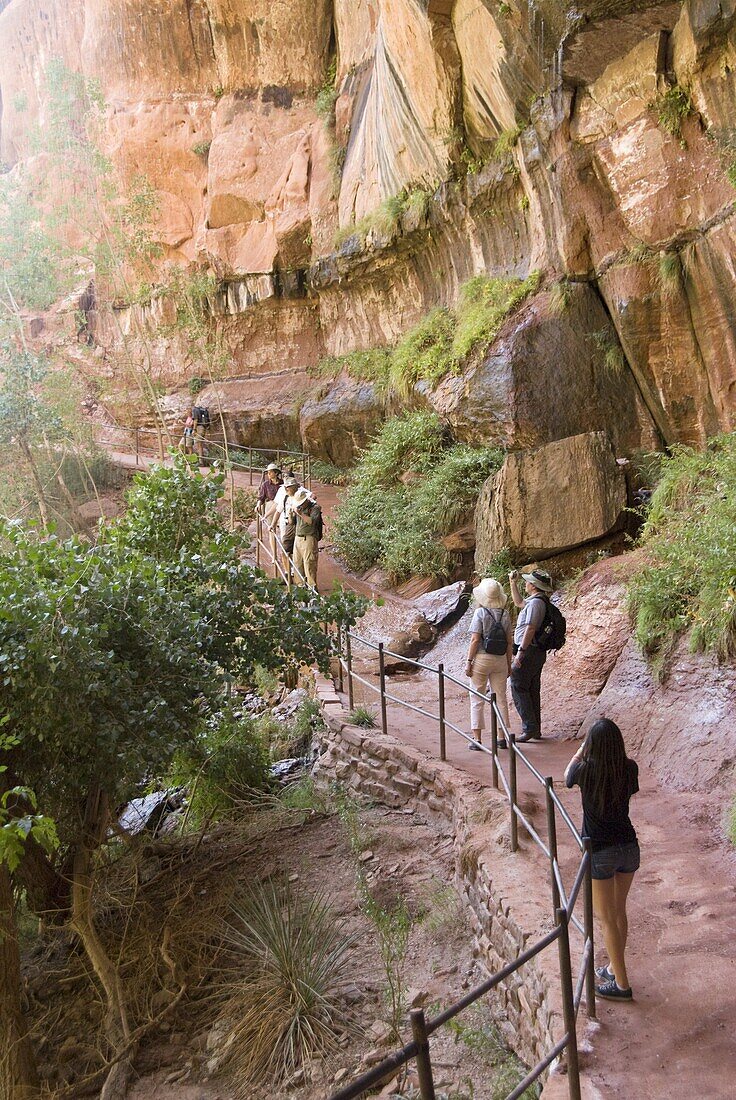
565,718,640,1002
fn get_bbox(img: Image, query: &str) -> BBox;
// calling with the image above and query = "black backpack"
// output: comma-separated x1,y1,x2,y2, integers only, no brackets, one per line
481,608,507,655
534,596,567,651
313,509,324,542
192,405,210,428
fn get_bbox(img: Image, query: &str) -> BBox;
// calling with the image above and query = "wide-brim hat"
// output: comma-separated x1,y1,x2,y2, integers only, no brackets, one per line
521,569,553,593
293,487,311,508
472,577,507,610
266,462,281,473
283,477,299,488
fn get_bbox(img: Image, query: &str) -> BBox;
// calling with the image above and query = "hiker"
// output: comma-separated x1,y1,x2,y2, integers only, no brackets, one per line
274,476,300,562
464,578,512,751
508,567,554,742
564,718,640,1002
257,463,284,561
178,411,195,455
191,404,210,461
292,486,322,589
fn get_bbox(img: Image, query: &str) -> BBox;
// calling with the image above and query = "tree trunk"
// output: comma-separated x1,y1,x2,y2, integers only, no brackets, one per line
71,789,137,1100
17,438,50,534
0,864,39,1100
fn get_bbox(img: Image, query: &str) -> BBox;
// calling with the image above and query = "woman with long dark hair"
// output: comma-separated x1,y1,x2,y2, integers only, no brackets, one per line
565,718,640,1001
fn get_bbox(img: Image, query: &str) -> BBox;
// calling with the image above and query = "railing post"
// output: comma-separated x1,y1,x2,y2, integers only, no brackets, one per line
346,631,354,711
545,778,561,913
256,514,261,570
336,623,344,693
508,732,518,852
378,642,388,737
135,427,140,467
249,447,253,486
583,836,597,1020
410,1009,436,1100
490,693,499,790
556,907,582,1100
438,662,446,761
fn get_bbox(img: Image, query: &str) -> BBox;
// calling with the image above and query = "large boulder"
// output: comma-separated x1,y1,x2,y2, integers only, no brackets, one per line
475,431,627,565
427,284,659,456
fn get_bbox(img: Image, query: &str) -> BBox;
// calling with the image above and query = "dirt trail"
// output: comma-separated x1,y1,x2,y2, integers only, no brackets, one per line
107,450,736,1098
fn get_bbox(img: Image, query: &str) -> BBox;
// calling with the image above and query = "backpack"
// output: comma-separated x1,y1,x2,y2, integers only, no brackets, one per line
534,595,567,651
313,509,324,542
192,405,210,428
481,608,508,655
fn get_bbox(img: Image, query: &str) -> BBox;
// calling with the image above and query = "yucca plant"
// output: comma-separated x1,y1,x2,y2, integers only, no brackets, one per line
217,881,357,1090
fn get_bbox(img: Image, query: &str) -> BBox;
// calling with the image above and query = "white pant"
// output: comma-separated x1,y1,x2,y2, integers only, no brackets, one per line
469,651,510,734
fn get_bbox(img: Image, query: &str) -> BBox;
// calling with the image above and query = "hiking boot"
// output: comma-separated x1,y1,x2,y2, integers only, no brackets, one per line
517,733,540,743
596,979,632,1001
468,740,483,751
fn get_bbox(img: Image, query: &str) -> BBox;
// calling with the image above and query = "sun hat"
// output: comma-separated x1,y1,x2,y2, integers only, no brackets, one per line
293,487,312,508
472,578,507,610
521,568,553,593
266,462,281,473
283,476,299,488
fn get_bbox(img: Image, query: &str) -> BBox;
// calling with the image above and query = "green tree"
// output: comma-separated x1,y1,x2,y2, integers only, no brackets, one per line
0,460,363,1099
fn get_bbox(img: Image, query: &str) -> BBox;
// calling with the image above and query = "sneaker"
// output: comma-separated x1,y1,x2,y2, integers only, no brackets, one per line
595,964,614,981
468,741,483,751
517,733,539,743
497,739,508,749
596,979,632,1001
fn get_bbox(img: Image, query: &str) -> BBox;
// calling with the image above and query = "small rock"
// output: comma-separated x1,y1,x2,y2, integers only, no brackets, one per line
334,1068,349,1083
358,850,375,863
289,872,299,882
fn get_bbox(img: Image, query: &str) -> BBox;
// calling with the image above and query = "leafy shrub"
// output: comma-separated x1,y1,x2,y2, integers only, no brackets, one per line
188,375,206,396
333,413,503,582
219,881,356,1089
452,272,540,362
171,710,271,824
390,308,456,397
316,58,338,122
310,459,351,486
627,433,736,673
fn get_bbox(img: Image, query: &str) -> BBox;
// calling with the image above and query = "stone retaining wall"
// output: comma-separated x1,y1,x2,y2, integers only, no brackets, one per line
312,673,584,1095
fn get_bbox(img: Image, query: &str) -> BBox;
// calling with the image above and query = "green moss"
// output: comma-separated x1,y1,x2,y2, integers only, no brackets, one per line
627,433,736,675
192,140,211,158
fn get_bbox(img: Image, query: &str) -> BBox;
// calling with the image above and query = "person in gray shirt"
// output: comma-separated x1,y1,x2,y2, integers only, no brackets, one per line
508,568,553,742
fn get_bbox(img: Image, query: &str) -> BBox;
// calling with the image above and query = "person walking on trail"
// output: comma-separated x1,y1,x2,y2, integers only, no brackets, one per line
191,405,210,461
274,476,300,563
257,463,283,561
564,718,640,1002
508,567,553,742
464,578,512,751
292,486,322,590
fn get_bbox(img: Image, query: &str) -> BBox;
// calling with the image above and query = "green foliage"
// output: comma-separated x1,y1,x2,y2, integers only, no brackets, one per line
170,709,271,824
231,486,258,524
189,375,206,396
587,329,626,374
390,308,456,396
333,186,434,249
0,465,365,846
452,272,541,364
309,459,351,486
478,547,517,581
446,1007,540,1098
654,84,692,140
348,706,376,728
627,433,736,673
316,58,338,122
658,250,682,298
219,880,357,1088
358,873,411,1040
310,347,393,391
192,140,211,158
0,783,59,872
333,413,503,582
0,182,65,309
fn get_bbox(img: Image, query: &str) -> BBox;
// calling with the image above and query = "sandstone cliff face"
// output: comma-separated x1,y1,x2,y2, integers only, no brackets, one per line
1,0,735,454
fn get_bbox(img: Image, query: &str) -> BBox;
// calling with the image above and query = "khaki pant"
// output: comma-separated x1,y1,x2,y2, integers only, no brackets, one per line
264,500,279,560
293,534,319,589
469,651,510,734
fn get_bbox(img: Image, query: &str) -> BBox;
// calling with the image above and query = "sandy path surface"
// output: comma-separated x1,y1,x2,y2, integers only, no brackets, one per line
107,449,736,1098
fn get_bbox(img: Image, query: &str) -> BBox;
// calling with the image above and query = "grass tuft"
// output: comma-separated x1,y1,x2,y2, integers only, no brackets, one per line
653,84,692,141
348,705,377,728
627,432,736,675
218,880,356,1090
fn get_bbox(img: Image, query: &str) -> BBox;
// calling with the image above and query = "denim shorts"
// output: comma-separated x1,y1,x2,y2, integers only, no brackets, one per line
591,840,640,880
